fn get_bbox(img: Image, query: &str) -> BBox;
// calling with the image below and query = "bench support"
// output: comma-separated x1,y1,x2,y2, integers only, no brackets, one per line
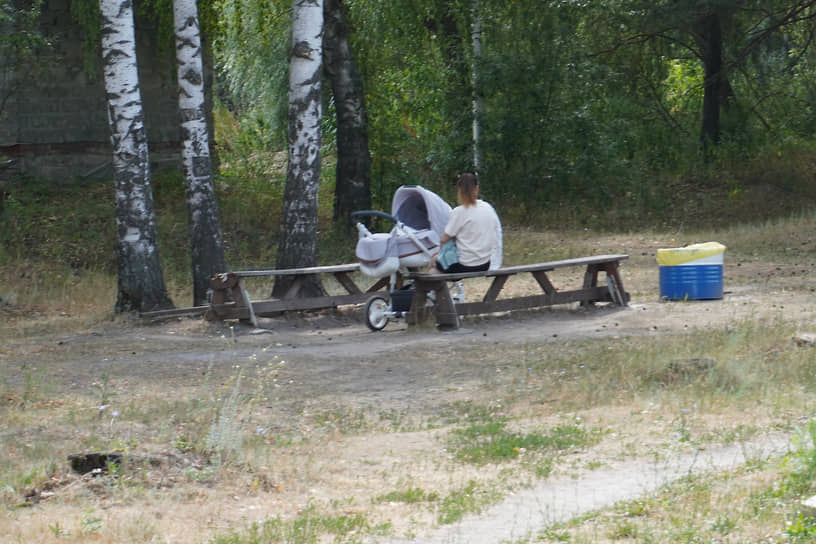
206,264,386,323
407,255,629,330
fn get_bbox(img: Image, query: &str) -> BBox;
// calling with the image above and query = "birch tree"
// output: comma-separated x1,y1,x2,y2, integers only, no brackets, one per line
100,0,173,313
273,0,325,298
173,0,226,306
471,0,482,171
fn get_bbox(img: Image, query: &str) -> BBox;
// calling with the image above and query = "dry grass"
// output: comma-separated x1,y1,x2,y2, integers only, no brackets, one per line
3,220,816,543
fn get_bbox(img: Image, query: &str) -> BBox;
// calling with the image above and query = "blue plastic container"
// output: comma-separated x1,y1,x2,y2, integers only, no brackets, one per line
657,242,725,300
659,264,723,300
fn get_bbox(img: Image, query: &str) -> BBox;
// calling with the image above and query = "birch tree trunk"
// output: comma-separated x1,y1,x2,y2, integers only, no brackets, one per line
273,0,325,298
100,0,173,313
471,0,483,172
173,0,226,306
323,0,371,230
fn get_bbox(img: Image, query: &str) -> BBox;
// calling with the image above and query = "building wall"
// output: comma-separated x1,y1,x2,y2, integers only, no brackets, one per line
0,0,181,181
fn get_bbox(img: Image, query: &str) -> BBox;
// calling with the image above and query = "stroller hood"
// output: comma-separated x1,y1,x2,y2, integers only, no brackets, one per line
391,185,452,237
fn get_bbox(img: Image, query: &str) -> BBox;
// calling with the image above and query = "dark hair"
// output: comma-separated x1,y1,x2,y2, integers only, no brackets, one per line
456,172,479,206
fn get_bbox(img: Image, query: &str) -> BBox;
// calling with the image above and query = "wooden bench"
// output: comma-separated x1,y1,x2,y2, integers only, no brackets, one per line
405,254,629,329
206,263,389,326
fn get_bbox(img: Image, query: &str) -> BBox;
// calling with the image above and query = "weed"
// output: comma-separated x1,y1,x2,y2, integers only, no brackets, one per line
710,513,736,535
786,512,816,541
48,521,70,538
779,419,816,498
205,366,245,465
92,373,116,414
537,528,571,541
437,480,499,525
80,509,103,535
608,519,639,539
375,487,439,504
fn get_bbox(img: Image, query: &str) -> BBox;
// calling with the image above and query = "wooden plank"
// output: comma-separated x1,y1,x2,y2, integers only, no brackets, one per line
603,261,628,307
407,254,629,281
366,277,390,292
231,263,360,277
531,270,556,294
281,275,305,299
454,286,613,316
496,254,628,274
483,275,508,302
581,263,600,308
408,278,458,329
212,292,377,320
140,306,209,319
334,271,362,295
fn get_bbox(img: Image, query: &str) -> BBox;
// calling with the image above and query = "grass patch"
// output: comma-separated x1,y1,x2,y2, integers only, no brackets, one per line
437,480,501,525
449,419,597,465
375,486,439,504
212,503,388,543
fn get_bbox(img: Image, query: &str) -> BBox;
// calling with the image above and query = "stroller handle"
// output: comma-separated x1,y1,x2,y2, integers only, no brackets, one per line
351,210,397,223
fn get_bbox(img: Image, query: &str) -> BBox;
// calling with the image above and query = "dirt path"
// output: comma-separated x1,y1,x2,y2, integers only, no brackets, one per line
3,263,816,543
383,431,791,544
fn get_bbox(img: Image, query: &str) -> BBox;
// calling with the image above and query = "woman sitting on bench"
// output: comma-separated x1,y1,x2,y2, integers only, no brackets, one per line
432,172,501,274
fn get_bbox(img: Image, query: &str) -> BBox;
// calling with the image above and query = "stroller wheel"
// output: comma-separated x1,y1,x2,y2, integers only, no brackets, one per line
365,296,390,331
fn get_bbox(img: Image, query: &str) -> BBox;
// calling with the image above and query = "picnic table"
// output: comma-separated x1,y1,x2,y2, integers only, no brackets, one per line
205,263,389,327
405,254,629,329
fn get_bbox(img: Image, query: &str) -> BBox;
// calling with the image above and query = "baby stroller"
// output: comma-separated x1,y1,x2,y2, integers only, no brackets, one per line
352,185,452,331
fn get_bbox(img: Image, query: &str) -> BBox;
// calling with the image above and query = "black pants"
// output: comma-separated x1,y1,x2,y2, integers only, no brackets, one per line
440,261,490,274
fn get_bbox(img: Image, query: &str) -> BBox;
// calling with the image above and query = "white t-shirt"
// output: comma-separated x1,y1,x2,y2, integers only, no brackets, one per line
444,199,500,267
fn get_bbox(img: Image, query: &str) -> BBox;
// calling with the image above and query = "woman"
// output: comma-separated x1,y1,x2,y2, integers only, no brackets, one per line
433,172,500,274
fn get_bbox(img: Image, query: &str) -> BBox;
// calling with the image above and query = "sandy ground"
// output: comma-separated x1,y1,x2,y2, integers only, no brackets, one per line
3,251,816,542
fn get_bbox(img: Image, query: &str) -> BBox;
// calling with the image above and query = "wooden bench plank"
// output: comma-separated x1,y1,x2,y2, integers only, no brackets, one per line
334,271,363,295
407,255,629,281
210,292,374,320
483,275,508,302
228,263,360,277
406,254,629,329
455,286,613,316
207,263,385,323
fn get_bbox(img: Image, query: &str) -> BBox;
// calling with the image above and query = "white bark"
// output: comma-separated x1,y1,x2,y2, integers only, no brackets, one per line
173,0,225,306
471,0,483,172
100,0,171,312
101,0,148,183
274,0,324,296
174,0,210,180
288,0,324,198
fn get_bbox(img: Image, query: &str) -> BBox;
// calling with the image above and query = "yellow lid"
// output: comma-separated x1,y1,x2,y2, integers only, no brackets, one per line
657,242,726,266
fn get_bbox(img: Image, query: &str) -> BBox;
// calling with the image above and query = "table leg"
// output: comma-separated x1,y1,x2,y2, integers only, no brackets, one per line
603,262,628,306
407,279,459,329
433,281,459,330
581,264,600,307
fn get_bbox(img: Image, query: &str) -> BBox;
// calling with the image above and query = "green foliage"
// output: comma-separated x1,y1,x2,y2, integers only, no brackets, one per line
779,420,816,499
213,0,290,148
70,0,185,80
786,513,816,541
208,0,816,229
0,175,116,269
69,0,101,78
1,0,50,113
